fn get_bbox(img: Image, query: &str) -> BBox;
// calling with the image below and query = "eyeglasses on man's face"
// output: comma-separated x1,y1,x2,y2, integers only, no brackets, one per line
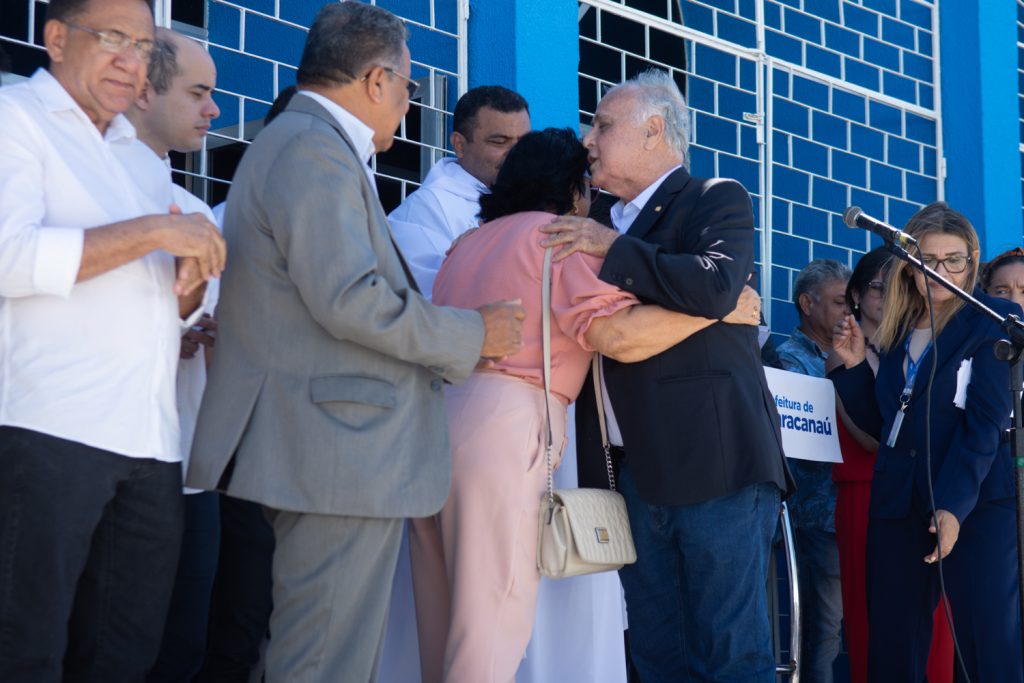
65,22,155,61
920,254,971,274
361,66,420,100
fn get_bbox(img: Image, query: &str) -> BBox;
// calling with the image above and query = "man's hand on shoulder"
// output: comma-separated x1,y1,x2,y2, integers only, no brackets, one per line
477,299,526,360
539,217,619,262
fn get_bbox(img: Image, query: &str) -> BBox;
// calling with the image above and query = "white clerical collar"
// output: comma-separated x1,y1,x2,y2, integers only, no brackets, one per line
297,90,377,166
609,164,682,234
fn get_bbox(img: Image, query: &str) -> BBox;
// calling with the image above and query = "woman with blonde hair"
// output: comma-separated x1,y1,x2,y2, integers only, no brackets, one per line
830,201,1023,682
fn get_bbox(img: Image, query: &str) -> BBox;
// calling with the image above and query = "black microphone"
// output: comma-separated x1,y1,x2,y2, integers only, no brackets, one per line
843,206,918,249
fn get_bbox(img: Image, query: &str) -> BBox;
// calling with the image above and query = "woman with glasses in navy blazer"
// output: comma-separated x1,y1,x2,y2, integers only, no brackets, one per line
829,201,1023,682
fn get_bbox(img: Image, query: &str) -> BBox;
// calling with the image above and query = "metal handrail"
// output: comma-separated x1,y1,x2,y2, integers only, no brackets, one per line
775,501,801,681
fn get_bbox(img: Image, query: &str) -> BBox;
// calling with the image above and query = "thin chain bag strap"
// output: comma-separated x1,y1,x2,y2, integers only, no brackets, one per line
541,246,556,510
591,356,618,491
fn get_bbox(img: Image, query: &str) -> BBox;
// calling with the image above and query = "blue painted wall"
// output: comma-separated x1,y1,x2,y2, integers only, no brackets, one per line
468,0,579,131
940,0,1022,258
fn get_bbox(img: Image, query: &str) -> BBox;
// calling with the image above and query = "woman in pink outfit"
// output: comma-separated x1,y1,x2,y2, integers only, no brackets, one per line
408,128,762,683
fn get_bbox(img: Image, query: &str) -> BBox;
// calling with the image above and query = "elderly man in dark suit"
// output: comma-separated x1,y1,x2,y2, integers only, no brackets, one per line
541,70,793,682
186,4,524,681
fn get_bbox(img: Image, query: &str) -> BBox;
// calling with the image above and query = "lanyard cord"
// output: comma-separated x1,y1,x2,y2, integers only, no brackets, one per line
916,244,970,683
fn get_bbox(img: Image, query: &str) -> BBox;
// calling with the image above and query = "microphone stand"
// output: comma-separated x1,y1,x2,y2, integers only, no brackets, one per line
882,240,1024,661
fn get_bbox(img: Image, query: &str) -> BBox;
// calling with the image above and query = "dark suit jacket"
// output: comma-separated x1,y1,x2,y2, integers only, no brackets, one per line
576,167,793,507
830,290,1020,523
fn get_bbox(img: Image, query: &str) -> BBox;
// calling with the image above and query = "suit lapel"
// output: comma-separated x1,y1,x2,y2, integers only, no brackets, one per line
625,167,693,240
286,95,422,294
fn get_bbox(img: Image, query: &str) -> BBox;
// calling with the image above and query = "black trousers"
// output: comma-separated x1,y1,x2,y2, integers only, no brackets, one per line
0,426,184,683
147,491,221,683
194,495,274,683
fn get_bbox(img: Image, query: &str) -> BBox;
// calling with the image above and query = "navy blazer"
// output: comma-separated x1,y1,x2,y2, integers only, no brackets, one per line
576,167,793,507
830,290,1020,523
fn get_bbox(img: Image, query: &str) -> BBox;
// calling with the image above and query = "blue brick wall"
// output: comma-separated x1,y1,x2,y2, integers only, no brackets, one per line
1020,1,1024,236
769,60,939,324
760,0,935,109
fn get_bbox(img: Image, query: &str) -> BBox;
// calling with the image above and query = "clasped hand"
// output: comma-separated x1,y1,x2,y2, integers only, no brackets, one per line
162,204,227,296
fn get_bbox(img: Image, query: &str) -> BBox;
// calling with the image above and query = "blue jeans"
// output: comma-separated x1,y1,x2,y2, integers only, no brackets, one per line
617,462,780,683
794,527,843,683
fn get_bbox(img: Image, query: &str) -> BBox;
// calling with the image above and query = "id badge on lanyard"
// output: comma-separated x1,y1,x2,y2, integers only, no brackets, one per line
886,336,932,448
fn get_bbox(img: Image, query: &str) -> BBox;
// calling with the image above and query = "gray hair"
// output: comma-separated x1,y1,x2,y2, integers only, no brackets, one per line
793,259,852,310
607,69,691,167
147,35,180,95
297,2,408,88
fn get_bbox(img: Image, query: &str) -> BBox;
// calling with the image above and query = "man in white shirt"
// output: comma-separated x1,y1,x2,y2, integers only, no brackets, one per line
112,28,222,683
0,0,225,680
388,85,530,298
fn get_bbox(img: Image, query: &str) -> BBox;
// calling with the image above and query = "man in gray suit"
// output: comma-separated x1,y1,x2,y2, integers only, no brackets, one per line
186,4,524,681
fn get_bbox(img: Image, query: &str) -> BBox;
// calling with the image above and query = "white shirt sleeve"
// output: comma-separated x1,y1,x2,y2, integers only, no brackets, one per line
0,101,84,298
172,185,219,329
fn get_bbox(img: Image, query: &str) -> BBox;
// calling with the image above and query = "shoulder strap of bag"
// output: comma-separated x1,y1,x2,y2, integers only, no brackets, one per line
591,356,618,492
541,246,619,499
542,247,556,507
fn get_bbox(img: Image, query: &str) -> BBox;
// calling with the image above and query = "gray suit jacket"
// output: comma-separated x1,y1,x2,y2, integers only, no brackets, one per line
187,95,484,518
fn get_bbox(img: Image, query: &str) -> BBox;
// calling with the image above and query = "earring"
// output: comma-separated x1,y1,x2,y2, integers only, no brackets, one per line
852,302,859,313
570,206,579,216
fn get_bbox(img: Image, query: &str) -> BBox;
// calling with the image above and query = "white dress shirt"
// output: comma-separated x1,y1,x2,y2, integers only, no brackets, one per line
0,69,184,462
388,157,487,298
601,165,682,446
113,139,220,490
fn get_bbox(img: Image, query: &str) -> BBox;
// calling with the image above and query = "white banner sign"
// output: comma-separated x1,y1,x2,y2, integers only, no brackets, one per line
764,367,843,463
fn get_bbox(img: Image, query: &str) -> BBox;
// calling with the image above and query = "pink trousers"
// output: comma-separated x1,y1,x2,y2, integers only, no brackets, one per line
409,373,567,683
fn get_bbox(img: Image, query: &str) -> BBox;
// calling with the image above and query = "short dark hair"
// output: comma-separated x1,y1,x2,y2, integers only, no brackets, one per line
46,0,153,23
846,247,892,320
982,247,1024,292
296,2,407,89
147,35,180,95
453,86,529,141
266,85,297,125
478,128,587,223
